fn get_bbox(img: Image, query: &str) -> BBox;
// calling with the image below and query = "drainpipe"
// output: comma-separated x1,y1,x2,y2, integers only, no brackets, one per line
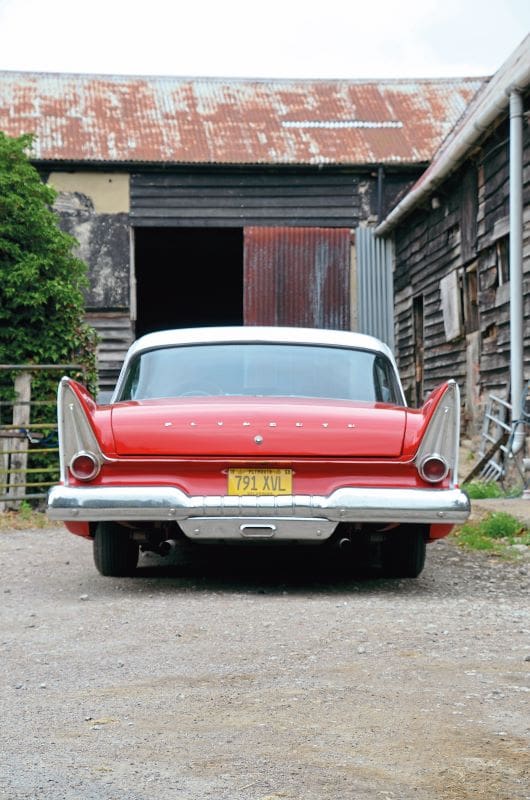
377,165,385,222
509,89,525,453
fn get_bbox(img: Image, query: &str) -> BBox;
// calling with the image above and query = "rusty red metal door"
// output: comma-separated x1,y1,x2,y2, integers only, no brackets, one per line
244,227,351,330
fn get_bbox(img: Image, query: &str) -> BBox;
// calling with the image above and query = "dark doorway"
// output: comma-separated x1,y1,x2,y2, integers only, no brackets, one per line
134,227,243,337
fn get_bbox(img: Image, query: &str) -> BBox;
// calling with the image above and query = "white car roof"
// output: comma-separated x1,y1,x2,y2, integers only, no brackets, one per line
128,326,393,357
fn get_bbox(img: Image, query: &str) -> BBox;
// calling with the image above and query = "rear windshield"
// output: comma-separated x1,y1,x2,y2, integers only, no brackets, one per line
117,343,403,405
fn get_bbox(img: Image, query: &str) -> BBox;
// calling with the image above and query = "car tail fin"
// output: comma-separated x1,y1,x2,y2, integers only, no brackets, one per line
415,381,461,487
57,378,103,484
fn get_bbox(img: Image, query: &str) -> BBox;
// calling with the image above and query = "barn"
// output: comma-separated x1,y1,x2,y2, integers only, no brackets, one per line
0,71,483,390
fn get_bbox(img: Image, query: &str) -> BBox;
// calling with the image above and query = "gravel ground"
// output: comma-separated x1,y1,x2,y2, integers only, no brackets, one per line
0,525,529,800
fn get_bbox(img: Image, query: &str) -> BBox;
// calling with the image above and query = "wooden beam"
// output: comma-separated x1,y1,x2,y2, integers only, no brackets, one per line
462,431,509,484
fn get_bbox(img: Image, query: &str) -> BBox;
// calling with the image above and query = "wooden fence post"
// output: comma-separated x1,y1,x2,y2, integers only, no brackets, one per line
0,435,7,513
6,371,32,510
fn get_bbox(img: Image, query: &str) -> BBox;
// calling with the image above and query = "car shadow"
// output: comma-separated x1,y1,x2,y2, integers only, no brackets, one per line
121,546,435,597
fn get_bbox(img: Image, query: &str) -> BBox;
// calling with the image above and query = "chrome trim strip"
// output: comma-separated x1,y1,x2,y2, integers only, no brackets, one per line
48,485,470,525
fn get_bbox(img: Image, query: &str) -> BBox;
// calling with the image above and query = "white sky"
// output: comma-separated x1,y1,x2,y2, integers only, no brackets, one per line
0,0,529,80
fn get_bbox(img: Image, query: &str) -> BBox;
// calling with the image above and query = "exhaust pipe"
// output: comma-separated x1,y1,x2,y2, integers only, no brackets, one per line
158,539,178,556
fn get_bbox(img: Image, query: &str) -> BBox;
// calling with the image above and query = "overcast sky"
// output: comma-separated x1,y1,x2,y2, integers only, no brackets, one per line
0,0,529,80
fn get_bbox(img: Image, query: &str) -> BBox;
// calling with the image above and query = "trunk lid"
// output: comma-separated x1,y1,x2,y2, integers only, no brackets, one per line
110,397,406,458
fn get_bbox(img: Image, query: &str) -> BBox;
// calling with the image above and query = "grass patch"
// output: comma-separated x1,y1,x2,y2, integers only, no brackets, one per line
464,480,505,499
453,511,530,558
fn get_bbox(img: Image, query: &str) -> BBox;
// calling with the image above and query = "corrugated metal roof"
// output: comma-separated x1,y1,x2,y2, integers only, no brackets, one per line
0,71,486,166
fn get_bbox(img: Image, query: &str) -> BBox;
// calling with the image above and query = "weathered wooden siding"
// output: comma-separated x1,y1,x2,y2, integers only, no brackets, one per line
130,169,388,228
474,115,530,400
393,91,530,427
84,312,134,393
394,176,466,405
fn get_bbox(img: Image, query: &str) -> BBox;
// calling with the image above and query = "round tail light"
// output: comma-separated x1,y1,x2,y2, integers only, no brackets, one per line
69,451,101,481
419,454,449,484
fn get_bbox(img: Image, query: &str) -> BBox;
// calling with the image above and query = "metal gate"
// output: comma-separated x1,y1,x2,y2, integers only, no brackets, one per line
0,365,83,509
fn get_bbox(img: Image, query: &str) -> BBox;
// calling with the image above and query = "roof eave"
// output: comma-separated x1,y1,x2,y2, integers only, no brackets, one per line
33,157,429,170
375,34,530,238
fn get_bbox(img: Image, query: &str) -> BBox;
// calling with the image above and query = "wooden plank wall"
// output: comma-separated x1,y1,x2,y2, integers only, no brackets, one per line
394,178,466,405
393,90,530,427
84,312,134,394
130,169,390,228
476,113,530,399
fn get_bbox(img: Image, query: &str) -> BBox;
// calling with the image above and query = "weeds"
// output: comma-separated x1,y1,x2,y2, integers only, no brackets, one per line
453,512,530,558
0,507,57,531
464,480,505,499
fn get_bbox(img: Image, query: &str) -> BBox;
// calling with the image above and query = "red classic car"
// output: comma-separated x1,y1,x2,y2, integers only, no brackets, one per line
47,327,470,578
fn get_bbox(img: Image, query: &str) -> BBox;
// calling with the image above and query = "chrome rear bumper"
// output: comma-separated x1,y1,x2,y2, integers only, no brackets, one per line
48,485,470,540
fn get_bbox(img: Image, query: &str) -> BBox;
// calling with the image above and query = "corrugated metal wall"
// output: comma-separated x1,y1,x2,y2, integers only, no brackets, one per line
130,171,366,228
244,227,351,330
356,226,395,349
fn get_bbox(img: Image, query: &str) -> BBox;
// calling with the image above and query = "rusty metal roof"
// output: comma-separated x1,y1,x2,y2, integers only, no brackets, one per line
0,71,486,166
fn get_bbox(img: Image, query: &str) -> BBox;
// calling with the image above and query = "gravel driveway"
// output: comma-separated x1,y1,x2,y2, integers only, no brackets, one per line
1,526,529,800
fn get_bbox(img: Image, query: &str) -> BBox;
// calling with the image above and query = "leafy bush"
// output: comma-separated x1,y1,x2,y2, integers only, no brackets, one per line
0,132,97,388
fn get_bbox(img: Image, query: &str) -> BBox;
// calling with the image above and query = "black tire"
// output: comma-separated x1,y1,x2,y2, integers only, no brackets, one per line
382,528,426,579
93,521,139,577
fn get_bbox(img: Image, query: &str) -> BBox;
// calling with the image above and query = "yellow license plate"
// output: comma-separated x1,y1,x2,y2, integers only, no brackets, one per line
228,468,292,496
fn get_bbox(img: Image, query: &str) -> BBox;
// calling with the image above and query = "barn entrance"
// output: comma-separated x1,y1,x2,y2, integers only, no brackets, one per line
134,227,244,337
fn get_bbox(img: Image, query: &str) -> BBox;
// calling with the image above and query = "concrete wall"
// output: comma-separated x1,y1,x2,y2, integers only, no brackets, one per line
49,172,131,311
49,172,133,390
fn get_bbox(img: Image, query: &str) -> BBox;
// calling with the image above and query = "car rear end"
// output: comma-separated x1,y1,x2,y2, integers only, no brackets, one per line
48,328,470,577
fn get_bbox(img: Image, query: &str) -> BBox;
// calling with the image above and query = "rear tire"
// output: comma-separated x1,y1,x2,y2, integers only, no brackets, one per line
93,522,139,577
383,528,426,578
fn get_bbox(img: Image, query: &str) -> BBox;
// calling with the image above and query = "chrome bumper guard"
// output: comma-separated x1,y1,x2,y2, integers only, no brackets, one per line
48,485,470,540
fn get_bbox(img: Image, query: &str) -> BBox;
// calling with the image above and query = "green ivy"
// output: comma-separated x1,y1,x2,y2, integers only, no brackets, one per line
0,132,97,389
